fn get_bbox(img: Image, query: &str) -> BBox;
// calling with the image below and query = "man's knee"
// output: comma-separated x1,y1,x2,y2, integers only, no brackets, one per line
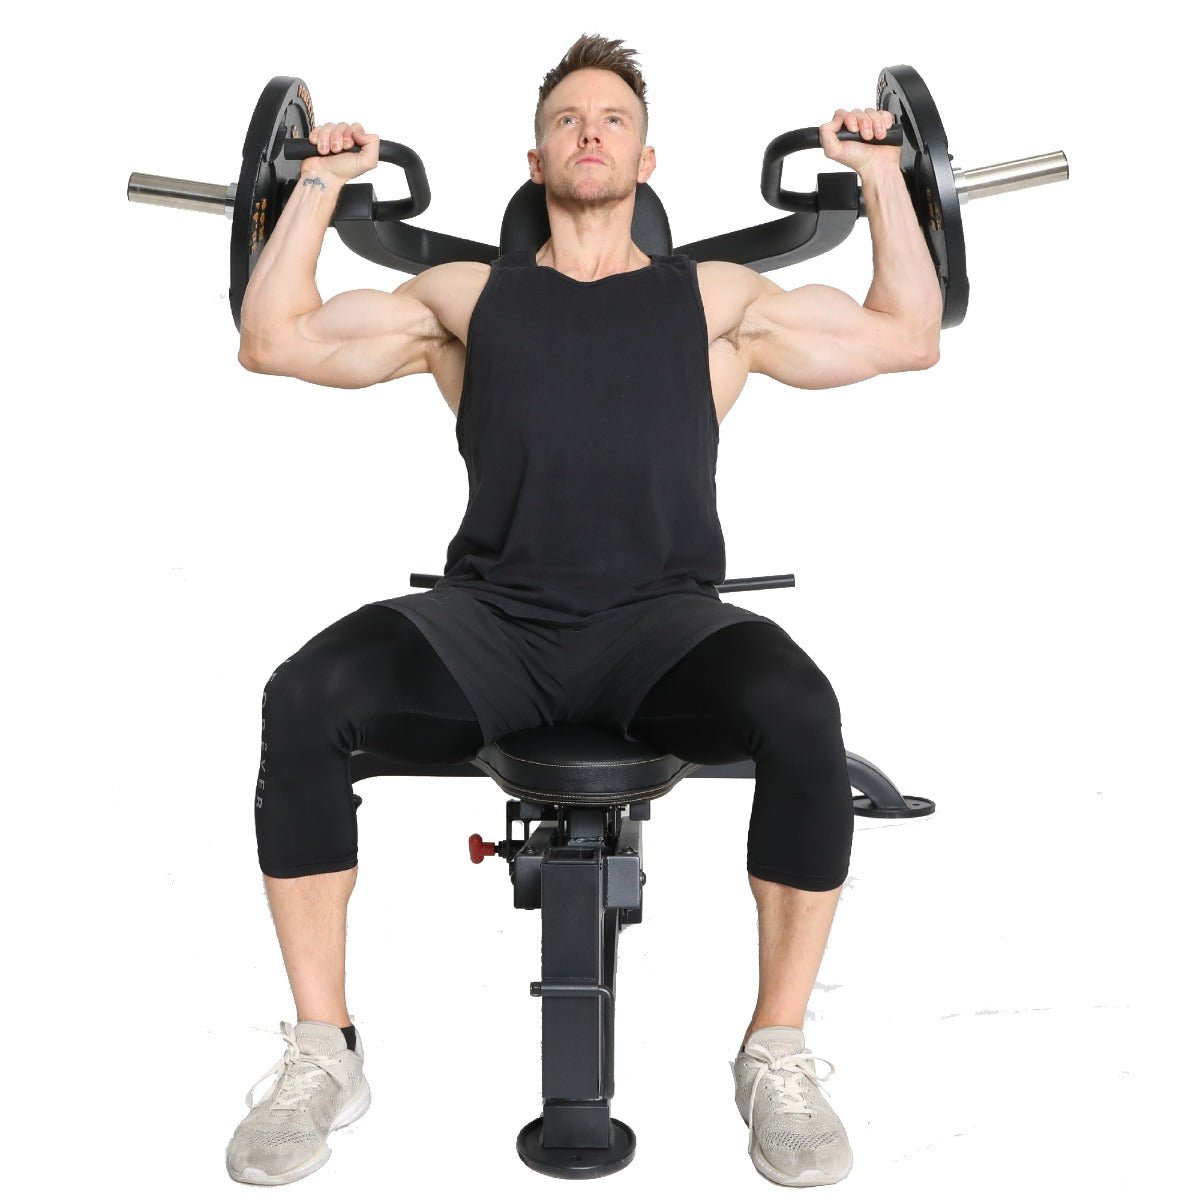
740,654,843,737
263,649,359,731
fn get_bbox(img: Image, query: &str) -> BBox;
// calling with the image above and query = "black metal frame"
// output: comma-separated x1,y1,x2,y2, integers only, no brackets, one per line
329,171,864,276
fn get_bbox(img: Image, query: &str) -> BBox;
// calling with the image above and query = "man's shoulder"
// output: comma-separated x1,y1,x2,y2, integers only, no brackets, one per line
693,259,782,345
695,258,776,292
402,260,493,347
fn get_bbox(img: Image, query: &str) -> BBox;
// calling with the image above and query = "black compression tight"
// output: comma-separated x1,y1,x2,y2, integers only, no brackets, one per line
255,605,853,891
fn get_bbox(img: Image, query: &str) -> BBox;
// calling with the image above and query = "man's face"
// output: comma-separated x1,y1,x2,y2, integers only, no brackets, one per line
530,68,655,206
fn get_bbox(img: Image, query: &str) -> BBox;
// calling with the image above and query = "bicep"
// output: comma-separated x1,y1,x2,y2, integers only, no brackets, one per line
743,283,930,389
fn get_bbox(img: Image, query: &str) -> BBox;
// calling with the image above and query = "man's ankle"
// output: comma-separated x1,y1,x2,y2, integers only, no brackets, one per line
742,1022,805,1050
297,1013,352,1028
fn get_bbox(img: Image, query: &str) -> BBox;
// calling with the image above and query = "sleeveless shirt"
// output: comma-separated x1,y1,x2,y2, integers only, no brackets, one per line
372,246,775,744
439,246,730,620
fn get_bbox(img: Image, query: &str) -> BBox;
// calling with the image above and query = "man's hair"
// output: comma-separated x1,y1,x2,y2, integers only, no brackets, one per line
534,33,649,148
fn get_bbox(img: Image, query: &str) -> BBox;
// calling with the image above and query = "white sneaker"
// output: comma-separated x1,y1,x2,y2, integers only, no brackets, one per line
730,1026,853,1187
226,1019,371,1185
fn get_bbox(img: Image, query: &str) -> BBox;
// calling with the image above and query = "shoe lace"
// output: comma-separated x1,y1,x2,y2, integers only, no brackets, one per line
244,1020,351,1112
742,1043,835,1154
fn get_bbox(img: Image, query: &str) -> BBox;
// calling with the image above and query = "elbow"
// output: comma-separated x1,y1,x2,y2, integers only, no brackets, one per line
907,340,940,371
238,343,279,374
886,316,940,372
890,344,939,374
238,321,282,373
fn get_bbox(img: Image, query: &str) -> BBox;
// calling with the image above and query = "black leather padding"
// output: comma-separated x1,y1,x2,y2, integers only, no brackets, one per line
473,723,698,806
498,180,674,257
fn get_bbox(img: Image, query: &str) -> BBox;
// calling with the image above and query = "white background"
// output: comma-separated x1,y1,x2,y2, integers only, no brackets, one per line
4,4,1195,1196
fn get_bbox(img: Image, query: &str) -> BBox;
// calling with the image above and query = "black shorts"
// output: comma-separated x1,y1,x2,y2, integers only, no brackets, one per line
372,584,775,746
255,599,853,892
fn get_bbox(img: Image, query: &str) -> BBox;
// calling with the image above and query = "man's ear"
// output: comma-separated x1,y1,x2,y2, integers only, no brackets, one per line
638,145,656,184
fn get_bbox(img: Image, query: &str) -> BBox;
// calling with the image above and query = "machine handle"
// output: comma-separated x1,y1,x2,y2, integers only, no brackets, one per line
283,137,431,220
761,125,902,212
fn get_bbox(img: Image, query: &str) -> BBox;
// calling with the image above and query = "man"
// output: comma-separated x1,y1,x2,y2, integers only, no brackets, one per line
226,33,941,1189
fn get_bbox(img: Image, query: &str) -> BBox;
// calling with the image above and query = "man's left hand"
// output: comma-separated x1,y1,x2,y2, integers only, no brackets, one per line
818,107,901,177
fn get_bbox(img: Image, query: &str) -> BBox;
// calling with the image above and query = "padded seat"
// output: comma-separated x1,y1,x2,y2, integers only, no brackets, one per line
473,723,697,807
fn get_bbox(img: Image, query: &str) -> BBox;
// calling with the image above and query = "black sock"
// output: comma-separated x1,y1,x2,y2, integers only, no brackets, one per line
340,1023,356,1052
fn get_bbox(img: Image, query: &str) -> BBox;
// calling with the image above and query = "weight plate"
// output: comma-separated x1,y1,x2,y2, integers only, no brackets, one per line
876,65,967,328
229,76,315,331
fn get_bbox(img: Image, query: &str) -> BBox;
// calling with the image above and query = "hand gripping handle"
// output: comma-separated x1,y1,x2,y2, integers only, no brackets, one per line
761,124,902,212
283,137,431,220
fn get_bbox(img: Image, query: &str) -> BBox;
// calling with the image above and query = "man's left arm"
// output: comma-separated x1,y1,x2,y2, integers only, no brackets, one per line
739,160,944,389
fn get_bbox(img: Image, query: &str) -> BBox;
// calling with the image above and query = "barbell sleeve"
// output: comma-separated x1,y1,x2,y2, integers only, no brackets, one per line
127,173,236,217
953,151,1069,204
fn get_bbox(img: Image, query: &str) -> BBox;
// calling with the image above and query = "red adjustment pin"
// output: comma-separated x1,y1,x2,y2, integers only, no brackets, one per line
468,833,496,863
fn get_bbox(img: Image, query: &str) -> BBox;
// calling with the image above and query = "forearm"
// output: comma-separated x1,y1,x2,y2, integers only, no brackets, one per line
859,164,943,346
239,167,345,347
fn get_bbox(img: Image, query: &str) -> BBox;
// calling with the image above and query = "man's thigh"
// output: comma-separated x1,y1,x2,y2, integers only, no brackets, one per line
627,620,838,762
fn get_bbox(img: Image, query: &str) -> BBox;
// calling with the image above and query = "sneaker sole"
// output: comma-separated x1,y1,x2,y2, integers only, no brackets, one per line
227,1078,372,1186
750,1141,853,1188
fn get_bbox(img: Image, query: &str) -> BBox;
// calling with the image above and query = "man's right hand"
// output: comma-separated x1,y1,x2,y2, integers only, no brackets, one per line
300,122,380,182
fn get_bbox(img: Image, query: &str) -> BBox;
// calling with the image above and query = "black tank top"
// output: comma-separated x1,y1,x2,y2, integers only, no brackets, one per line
437,247,728,621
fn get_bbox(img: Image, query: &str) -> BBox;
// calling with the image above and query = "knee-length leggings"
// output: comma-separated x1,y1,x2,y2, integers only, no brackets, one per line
255,604,853,891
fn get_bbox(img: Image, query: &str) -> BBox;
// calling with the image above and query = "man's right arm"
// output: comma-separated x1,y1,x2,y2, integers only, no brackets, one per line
237,165,444,388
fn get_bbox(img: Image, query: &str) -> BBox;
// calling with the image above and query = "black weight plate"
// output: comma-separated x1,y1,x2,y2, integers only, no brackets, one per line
876,65,967,328
229,76,315,331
